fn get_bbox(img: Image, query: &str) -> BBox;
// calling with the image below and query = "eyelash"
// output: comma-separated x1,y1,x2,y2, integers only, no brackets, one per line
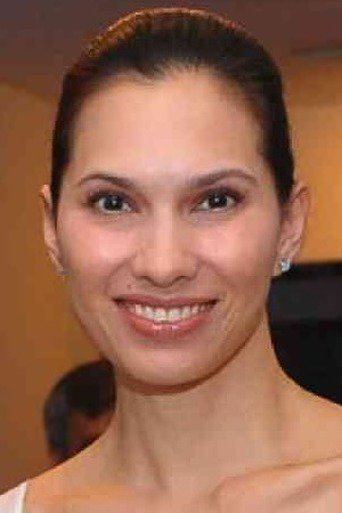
86,187,243,215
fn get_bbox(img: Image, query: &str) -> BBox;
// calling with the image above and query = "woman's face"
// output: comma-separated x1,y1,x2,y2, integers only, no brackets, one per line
43,69,301,389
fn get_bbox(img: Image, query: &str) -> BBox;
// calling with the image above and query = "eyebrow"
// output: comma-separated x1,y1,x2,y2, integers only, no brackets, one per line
78,168,258,191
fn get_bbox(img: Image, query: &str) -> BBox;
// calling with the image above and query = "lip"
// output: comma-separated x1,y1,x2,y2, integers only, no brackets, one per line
114,297,218,342
115,294,218,308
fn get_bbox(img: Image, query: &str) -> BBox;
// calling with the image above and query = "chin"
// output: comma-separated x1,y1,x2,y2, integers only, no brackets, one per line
109,346,232,393
118,368,213,394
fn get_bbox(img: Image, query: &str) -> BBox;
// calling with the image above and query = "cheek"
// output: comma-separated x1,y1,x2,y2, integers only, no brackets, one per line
57,213,136,286
196,209,280,286
199,210,280,347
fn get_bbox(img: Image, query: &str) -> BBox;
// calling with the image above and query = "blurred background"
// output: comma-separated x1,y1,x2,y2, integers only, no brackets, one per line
0,0,341,492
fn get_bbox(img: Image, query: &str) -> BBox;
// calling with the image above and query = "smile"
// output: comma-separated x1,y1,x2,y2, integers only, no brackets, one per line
115,298,217,341
119,301,215,324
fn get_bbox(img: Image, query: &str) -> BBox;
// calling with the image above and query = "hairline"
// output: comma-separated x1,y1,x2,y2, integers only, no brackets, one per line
53,63,283,217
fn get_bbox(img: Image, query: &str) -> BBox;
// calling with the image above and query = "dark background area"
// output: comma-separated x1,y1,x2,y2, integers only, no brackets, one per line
269,262,342,404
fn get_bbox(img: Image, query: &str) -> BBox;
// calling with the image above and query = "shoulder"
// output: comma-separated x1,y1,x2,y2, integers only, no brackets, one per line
23,439,123,512
215,456,342,512
0,482,28,513
268,456,342,512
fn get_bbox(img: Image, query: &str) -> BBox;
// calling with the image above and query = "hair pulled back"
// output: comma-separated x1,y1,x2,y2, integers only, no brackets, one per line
51,7,294,214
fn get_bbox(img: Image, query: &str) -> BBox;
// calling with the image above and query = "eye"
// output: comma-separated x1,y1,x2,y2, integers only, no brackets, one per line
195,188,241,212
88,192,133,214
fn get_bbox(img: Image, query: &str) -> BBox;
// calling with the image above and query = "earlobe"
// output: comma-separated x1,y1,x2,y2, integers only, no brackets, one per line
274,181,310,277
40,185,66,276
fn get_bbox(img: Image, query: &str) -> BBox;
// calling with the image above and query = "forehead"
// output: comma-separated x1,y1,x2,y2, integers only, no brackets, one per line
68,69,266,186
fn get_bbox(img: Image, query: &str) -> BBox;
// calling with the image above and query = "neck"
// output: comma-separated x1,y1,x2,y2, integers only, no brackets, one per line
103,317,292,498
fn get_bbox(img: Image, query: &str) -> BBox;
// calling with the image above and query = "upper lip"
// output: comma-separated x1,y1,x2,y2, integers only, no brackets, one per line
115,295,218,308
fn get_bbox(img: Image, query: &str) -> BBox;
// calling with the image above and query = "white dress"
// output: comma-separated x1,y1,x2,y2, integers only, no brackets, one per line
0,482,27,513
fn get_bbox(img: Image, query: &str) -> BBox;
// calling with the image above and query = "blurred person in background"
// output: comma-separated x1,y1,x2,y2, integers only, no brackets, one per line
43,359,115,466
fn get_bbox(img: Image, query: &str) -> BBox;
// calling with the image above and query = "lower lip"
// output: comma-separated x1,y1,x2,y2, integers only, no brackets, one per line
115,301,216,342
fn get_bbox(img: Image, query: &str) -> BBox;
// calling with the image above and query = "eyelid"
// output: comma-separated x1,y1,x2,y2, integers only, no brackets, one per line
86,181,149,208
88,189,129,202
86,188,136,213
194,186,243,208
84,185,244,214
200,186,243,199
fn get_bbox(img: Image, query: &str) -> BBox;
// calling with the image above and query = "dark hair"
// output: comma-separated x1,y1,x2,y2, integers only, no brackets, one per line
51,7,294,214
43,359,115,461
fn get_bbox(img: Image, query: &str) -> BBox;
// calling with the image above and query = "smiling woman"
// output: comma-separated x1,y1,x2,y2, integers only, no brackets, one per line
1,6,341,513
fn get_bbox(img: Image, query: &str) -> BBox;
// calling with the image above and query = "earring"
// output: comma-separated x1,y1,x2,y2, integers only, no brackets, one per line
280,258,291,274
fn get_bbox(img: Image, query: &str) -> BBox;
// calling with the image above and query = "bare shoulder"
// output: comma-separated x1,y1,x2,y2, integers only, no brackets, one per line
24,440,108,512
25,471,160,513
215,386,342,512
24,439,156,513
215,456,342,512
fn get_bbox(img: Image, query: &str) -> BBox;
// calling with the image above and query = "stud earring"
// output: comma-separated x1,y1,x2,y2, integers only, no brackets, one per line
57,268,68,277
280,258,291,274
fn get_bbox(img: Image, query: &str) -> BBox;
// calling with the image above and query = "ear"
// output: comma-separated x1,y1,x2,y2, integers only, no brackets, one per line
40,185,66,276
273,181,310,277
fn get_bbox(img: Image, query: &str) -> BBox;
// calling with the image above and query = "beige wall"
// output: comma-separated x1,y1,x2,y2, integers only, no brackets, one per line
284,57,342,262
0,56,341,492
0,82,96,492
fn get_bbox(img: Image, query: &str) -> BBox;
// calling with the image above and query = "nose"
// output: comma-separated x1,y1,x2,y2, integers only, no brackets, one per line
130,211,198,288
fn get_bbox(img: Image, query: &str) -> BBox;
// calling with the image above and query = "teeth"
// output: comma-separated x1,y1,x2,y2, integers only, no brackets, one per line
181,306,191,319
168,308,182,321
190,304,199,315
135,304,144,316
142,306,155,320
155,308,168,321
125,302,214,323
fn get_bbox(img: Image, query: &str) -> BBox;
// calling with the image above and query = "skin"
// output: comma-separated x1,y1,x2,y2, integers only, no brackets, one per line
26,69,341,511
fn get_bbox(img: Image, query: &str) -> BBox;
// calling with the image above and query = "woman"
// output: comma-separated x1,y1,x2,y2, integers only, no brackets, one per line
1,7,341,512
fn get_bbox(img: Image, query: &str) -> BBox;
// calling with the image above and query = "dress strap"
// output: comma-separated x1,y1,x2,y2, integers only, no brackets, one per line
0,481,28,513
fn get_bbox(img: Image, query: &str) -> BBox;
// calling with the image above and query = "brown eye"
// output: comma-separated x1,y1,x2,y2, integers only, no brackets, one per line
90,193,133,214
195,189,240,212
